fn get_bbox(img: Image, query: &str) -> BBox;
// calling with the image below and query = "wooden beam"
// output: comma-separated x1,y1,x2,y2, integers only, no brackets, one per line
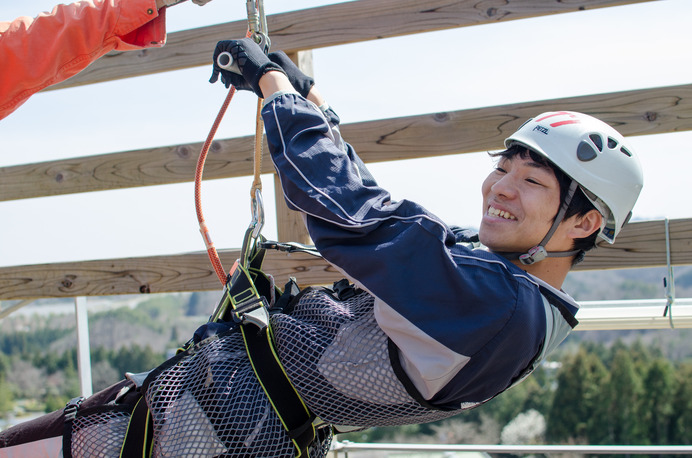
0,249,340,300
3,83,690,202
0,299,34,320
576,218,692,271
0,218,689,300
47,0,654,90
0,136,255,201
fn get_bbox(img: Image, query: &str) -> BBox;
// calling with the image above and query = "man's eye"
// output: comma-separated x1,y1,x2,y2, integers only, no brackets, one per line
526,178,541,185
495,166,507,174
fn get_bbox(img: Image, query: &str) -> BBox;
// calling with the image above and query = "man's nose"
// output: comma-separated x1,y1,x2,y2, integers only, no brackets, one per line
490,173,518,199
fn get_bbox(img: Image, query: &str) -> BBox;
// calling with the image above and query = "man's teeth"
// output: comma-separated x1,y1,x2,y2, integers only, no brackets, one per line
488,206,516,220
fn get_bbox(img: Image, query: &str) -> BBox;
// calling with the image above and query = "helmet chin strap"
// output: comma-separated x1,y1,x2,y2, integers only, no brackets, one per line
499,180,581,265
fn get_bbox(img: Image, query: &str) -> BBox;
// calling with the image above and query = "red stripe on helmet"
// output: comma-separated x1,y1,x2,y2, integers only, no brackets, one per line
550,120,581,127
535,111,573,122
534,111,581,128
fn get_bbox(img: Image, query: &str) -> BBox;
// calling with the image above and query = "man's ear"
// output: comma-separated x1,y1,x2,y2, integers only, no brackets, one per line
568,209,603,239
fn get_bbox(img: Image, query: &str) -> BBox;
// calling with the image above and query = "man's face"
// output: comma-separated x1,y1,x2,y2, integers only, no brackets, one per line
479,154,565,254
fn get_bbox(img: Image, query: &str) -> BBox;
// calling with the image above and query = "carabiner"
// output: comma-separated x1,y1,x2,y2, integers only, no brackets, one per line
250,187,265,239
246,0,270,53
239,188,265,267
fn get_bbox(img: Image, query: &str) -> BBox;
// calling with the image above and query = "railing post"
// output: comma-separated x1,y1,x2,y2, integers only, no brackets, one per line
74,296,93,397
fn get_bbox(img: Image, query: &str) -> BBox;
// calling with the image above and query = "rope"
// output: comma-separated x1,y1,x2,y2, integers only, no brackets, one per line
251,97,264,200
195,33,267,285
195,85,238,284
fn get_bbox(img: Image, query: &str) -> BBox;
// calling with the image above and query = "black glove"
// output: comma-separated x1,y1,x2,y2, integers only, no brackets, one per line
268,51,315,98
209,38,285,98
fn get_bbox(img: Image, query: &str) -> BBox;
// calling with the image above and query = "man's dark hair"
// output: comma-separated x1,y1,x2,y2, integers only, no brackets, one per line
490,145,600,262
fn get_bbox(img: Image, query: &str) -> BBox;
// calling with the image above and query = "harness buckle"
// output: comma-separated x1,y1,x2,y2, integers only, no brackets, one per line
64,396,85,422
232,296,270,330
332,279,357,300
519,246,547,265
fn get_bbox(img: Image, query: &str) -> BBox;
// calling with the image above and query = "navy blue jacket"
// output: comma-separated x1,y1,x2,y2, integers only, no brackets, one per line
262,93,578,410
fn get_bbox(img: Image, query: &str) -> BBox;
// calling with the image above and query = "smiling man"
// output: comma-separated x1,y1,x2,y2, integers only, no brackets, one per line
179,38,646,455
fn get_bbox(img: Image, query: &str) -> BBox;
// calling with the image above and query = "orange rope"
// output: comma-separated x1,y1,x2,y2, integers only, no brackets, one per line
195,31,266,285
195,86,237,284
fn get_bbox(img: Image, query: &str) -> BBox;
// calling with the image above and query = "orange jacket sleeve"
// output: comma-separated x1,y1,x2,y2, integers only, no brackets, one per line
0,0,167,120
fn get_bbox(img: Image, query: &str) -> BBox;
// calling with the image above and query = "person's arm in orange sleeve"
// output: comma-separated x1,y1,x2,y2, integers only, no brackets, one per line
0,0,175,120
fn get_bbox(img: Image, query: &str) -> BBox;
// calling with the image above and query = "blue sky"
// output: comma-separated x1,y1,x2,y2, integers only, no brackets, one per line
1,0,691,268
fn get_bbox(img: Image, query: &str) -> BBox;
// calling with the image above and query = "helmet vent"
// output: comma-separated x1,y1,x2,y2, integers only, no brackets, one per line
620,146,633,157
577,141,598,162
607,137,618,149
589,134,603,151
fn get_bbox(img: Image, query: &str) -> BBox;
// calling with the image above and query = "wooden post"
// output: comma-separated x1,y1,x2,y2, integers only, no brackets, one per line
274,51,314,245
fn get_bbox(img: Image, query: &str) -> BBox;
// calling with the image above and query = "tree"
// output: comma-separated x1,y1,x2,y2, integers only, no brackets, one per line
475,369,552,429
6,358,44,399
430,415,500,445
186,291,217,317
91,360,121,392
602,349,645,444
0,352,9,378
641,358,675,445
521,373,553,415
500,409,546,445
546,348,607,443
483,378,533,427
0,376,14,418
110,345,164,376
670,363,692,444
44,393,68,413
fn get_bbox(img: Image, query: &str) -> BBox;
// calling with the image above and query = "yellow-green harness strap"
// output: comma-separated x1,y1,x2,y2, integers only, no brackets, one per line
119,396,154,458
218,246,316,457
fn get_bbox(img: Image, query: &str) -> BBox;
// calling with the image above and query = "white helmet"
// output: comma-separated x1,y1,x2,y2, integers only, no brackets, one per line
505,111,644,244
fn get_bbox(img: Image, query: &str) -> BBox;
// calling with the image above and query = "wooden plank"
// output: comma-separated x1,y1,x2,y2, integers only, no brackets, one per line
340,83,692,161
0,136,255,201
0,218,690,300
0,300,34,320
48,0,653,90
576,218,692,271
0,249,341,300
3,83,691,202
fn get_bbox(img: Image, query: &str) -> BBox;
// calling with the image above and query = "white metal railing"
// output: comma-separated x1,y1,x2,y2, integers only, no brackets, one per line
74,297,93,397
4,296,691,330
2,296,691,399
330,441,692,456
576,298,692,330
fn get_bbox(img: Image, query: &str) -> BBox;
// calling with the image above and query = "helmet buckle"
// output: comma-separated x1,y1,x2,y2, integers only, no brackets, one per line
519,246,547,265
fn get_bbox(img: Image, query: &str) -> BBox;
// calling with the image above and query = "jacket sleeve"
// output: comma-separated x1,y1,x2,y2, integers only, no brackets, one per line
263,93,458,311
0,0,166,120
